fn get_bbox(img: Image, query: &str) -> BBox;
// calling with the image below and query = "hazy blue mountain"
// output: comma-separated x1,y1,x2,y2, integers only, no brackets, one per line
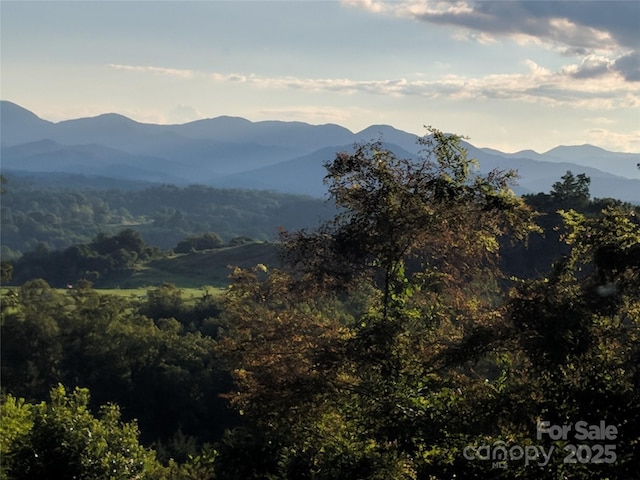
215,146,344,197
354,125,421,153
2,139,189,184
481,144,640,180
1,102,353,156
0,101,54,145
217,142,418,197
223,141,640,202
540,145,640,180
45,114,193,155
139,137,302,176
1,139,61,158
173,117,355,152
2,100,638,202
464,144,639,202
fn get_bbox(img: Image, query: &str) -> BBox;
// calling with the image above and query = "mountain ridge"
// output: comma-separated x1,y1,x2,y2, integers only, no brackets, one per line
2,100,639,202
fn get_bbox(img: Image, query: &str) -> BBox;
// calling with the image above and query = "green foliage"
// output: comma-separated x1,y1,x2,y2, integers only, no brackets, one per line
141,282,185,320
551,170,591,206
214,134,639,479
228,235,255,247
1,280,65,399
1,281,233,451
91,228,147,257
217,130,542,478
9,229,159,287
9,236,279,289
2,384,220,480
497,205,640,479
3,136,639,479
175,232,224,253
0,178,335,255
283,129,537,310
164,445,218,480
1,260,13,283
2,385,161,480
503,182,638,280
0,395,34,478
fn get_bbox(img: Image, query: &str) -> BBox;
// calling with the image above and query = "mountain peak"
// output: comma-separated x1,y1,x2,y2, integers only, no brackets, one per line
2,101,638,198
544,144,610,156
57,112,143,128
356,124,408,136
0,100,46,122
1,100,51,123
1,100,54,146
512,149,541,157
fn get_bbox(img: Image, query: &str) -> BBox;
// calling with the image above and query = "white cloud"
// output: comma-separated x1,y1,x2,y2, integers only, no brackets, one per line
587,117,615,125
562,55,612,79
343,0,639,82
168,104,204,124
256,106,371,125
344,1,630,51
342,0,388,14
106,64,199,79
585,128,640,153
106,62,640,111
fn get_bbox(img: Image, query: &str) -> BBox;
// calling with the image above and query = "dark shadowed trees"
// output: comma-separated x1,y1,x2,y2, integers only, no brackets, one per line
216,128,541,478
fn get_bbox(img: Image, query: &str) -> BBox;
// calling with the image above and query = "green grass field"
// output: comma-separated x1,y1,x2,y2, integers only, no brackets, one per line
1,286,227,305
94,286,227,299
103,242,281,289
2,242,278,300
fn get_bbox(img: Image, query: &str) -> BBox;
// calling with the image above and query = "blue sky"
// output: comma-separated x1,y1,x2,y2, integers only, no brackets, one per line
1,1,639,152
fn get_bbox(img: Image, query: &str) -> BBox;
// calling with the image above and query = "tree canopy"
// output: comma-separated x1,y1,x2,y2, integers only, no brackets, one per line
551,170,591,206
2,128,638,479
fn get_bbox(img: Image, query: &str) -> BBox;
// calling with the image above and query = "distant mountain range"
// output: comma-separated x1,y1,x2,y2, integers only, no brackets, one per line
2,100,639,202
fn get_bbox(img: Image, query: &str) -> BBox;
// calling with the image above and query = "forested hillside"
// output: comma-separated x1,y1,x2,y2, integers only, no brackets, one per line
0,175,335,258
2,168,635,288
1,131,638,479
5,228,280,289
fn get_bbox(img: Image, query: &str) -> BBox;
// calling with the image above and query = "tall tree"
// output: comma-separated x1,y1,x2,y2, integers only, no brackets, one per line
282,128,537,317
217,128,540,478
550,170,590,206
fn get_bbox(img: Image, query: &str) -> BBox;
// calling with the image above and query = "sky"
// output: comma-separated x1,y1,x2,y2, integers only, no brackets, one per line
1,0,639,153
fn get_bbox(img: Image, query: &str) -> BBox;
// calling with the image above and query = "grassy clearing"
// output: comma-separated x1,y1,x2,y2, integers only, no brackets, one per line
3,285,227,300
2,242,278,297
103,242,281,289
94,286,227,299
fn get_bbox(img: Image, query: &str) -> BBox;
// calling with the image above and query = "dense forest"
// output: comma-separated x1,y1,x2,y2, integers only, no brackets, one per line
1,130,639,479
3,228,279,289
0,175,335,258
